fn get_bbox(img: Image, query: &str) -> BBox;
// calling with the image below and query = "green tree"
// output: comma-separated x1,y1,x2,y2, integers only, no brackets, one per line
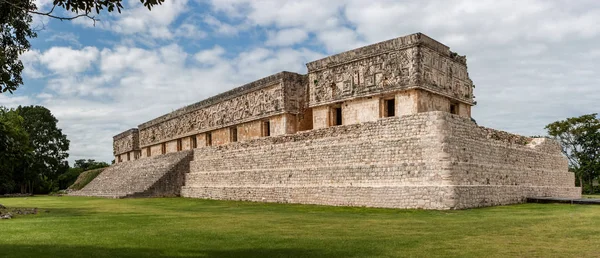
0,0,164,93
74,159,110,171
546,114,600,193
0,107,32,194
16,105,70,193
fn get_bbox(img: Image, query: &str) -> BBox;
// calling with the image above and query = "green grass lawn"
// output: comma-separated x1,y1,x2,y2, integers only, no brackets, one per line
1,196,599,258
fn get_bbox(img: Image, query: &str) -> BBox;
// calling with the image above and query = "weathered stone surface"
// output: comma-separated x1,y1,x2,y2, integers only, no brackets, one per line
180,112,580,209
306,33,473,108
113,129,139,155
72,151,192,198
137,72,306,148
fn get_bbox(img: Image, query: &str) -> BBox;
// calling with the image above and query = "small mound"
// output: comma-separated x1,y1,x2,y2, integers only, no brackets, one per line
68,168,105,191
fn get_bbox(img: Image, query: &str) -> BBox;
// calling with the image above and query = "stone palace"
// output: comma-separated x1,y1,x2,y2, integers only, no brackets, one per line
72,33,580,209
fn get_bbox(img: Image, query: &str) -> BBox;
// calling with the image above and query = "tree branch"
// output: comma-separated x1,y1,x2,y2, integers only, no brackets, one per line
0,0,99,25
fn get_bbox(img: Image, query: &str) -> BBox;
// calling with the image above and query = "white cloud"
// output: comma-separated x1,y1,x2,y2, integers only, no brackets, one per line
72,0,190,40
194,46,226,65
39,46,99,75
266,28,309,46
45,32,82,47
174,23,208,40
0,94,32,108
112,0,189,39
203,15,243,36
20,50,44,79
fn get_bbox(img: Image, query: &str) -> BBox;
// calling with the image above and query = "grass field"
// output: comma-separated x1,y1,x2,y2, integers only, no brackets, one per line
1,196,600,258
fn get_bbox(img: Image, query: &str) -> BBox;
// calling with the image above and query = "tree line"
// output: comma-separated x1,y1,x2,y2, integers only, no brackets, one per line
546,113,600,194
0,105,108,194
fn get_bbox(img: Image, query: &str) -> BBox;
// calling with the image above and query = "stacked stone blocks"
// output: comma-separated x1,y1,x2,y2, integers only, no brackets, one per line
181,112,579,209
72,151,192,198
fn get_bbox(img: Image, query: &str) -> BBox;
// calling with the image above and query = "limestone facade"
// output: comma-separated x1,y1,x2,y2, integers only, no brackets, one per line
100,32,579,209
181,112,578,209
113,129,140,163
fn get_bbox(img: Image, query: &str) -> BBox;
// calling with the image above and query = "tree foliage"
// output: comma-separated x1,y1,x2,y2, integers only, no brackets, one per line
74,159,110,171
15,105,70,193
0,0,164,93
1,105,113,194
0,107,32,194
546,114,600,193
0,0,37,93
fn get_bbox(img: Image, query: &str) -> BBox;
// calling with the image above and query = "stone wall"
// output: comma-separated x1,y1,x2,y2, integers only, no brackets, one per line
72,151,192,198
306,33,473,109
439,114,580,208
183,112,453,209
113,129,139,155
181,111,579,209
137,72,306,148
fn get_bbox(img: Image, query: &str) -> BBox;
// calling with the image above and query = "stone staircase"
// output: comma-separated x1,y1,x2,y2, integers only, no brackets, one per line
71,150,193,198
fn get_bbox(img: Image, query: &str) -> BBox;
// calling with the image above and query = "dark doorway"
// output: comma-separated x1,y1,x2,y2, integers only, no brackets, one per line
230,127,238,142
206,133,212,146
191,136,197,149
263,121,271,137
450,103,459,115
333,107,342,126
384,98,395,117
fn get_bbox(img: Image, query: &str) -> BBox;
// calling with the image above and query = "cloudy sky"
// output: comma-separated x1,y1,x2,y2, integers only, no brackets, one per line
1,0,598,163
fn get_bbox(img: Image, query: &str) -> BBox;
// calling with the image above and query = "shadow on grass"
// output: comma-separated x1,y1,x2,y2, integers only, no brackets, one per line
0,244,371,258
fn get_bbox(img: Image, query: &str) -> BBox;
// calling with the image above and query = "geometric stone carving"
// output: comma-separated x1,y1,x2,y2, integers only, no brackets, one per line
307,33,474,107
137,72,306,147
113,129,139,155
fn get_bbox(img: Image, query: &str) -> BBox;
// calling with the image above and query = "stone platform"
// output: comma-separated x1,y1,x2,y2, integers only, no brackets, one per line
75,112,580,209
71,151,192,198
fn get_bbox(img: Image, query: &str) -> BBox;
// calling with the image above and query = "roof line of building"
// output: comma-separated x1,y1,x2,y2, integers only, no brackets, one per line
137,71,306,130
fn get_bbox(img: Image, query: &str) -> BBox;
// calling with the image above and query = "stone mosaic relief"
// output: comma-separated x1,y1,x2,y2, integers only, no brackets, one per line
420,48,473,101
113,133,137,155
309,48,418,107
284,78,308,114
139,84,285,147
308,47,474,107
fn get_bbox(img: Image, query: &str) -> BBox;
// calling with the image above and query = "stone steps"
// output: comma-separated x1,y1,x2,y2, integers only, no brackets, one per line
72,151,192,198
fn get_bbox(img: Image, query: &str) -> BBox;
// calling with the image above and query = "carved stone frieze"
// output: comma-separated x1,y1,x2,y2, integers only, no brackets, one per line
139,83,286,147
308,48,420,107
308,45,474,107
113,129,139,155
420,47,473,101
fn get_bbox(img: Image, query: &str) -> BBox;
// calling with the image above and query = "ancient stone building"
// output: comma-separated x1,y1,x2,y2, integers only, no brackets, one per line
74,33,580,209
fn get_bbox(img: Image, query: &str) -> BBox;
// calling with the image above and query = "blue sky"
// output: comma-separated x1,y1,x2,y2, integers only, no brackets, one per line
1,0,599,164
